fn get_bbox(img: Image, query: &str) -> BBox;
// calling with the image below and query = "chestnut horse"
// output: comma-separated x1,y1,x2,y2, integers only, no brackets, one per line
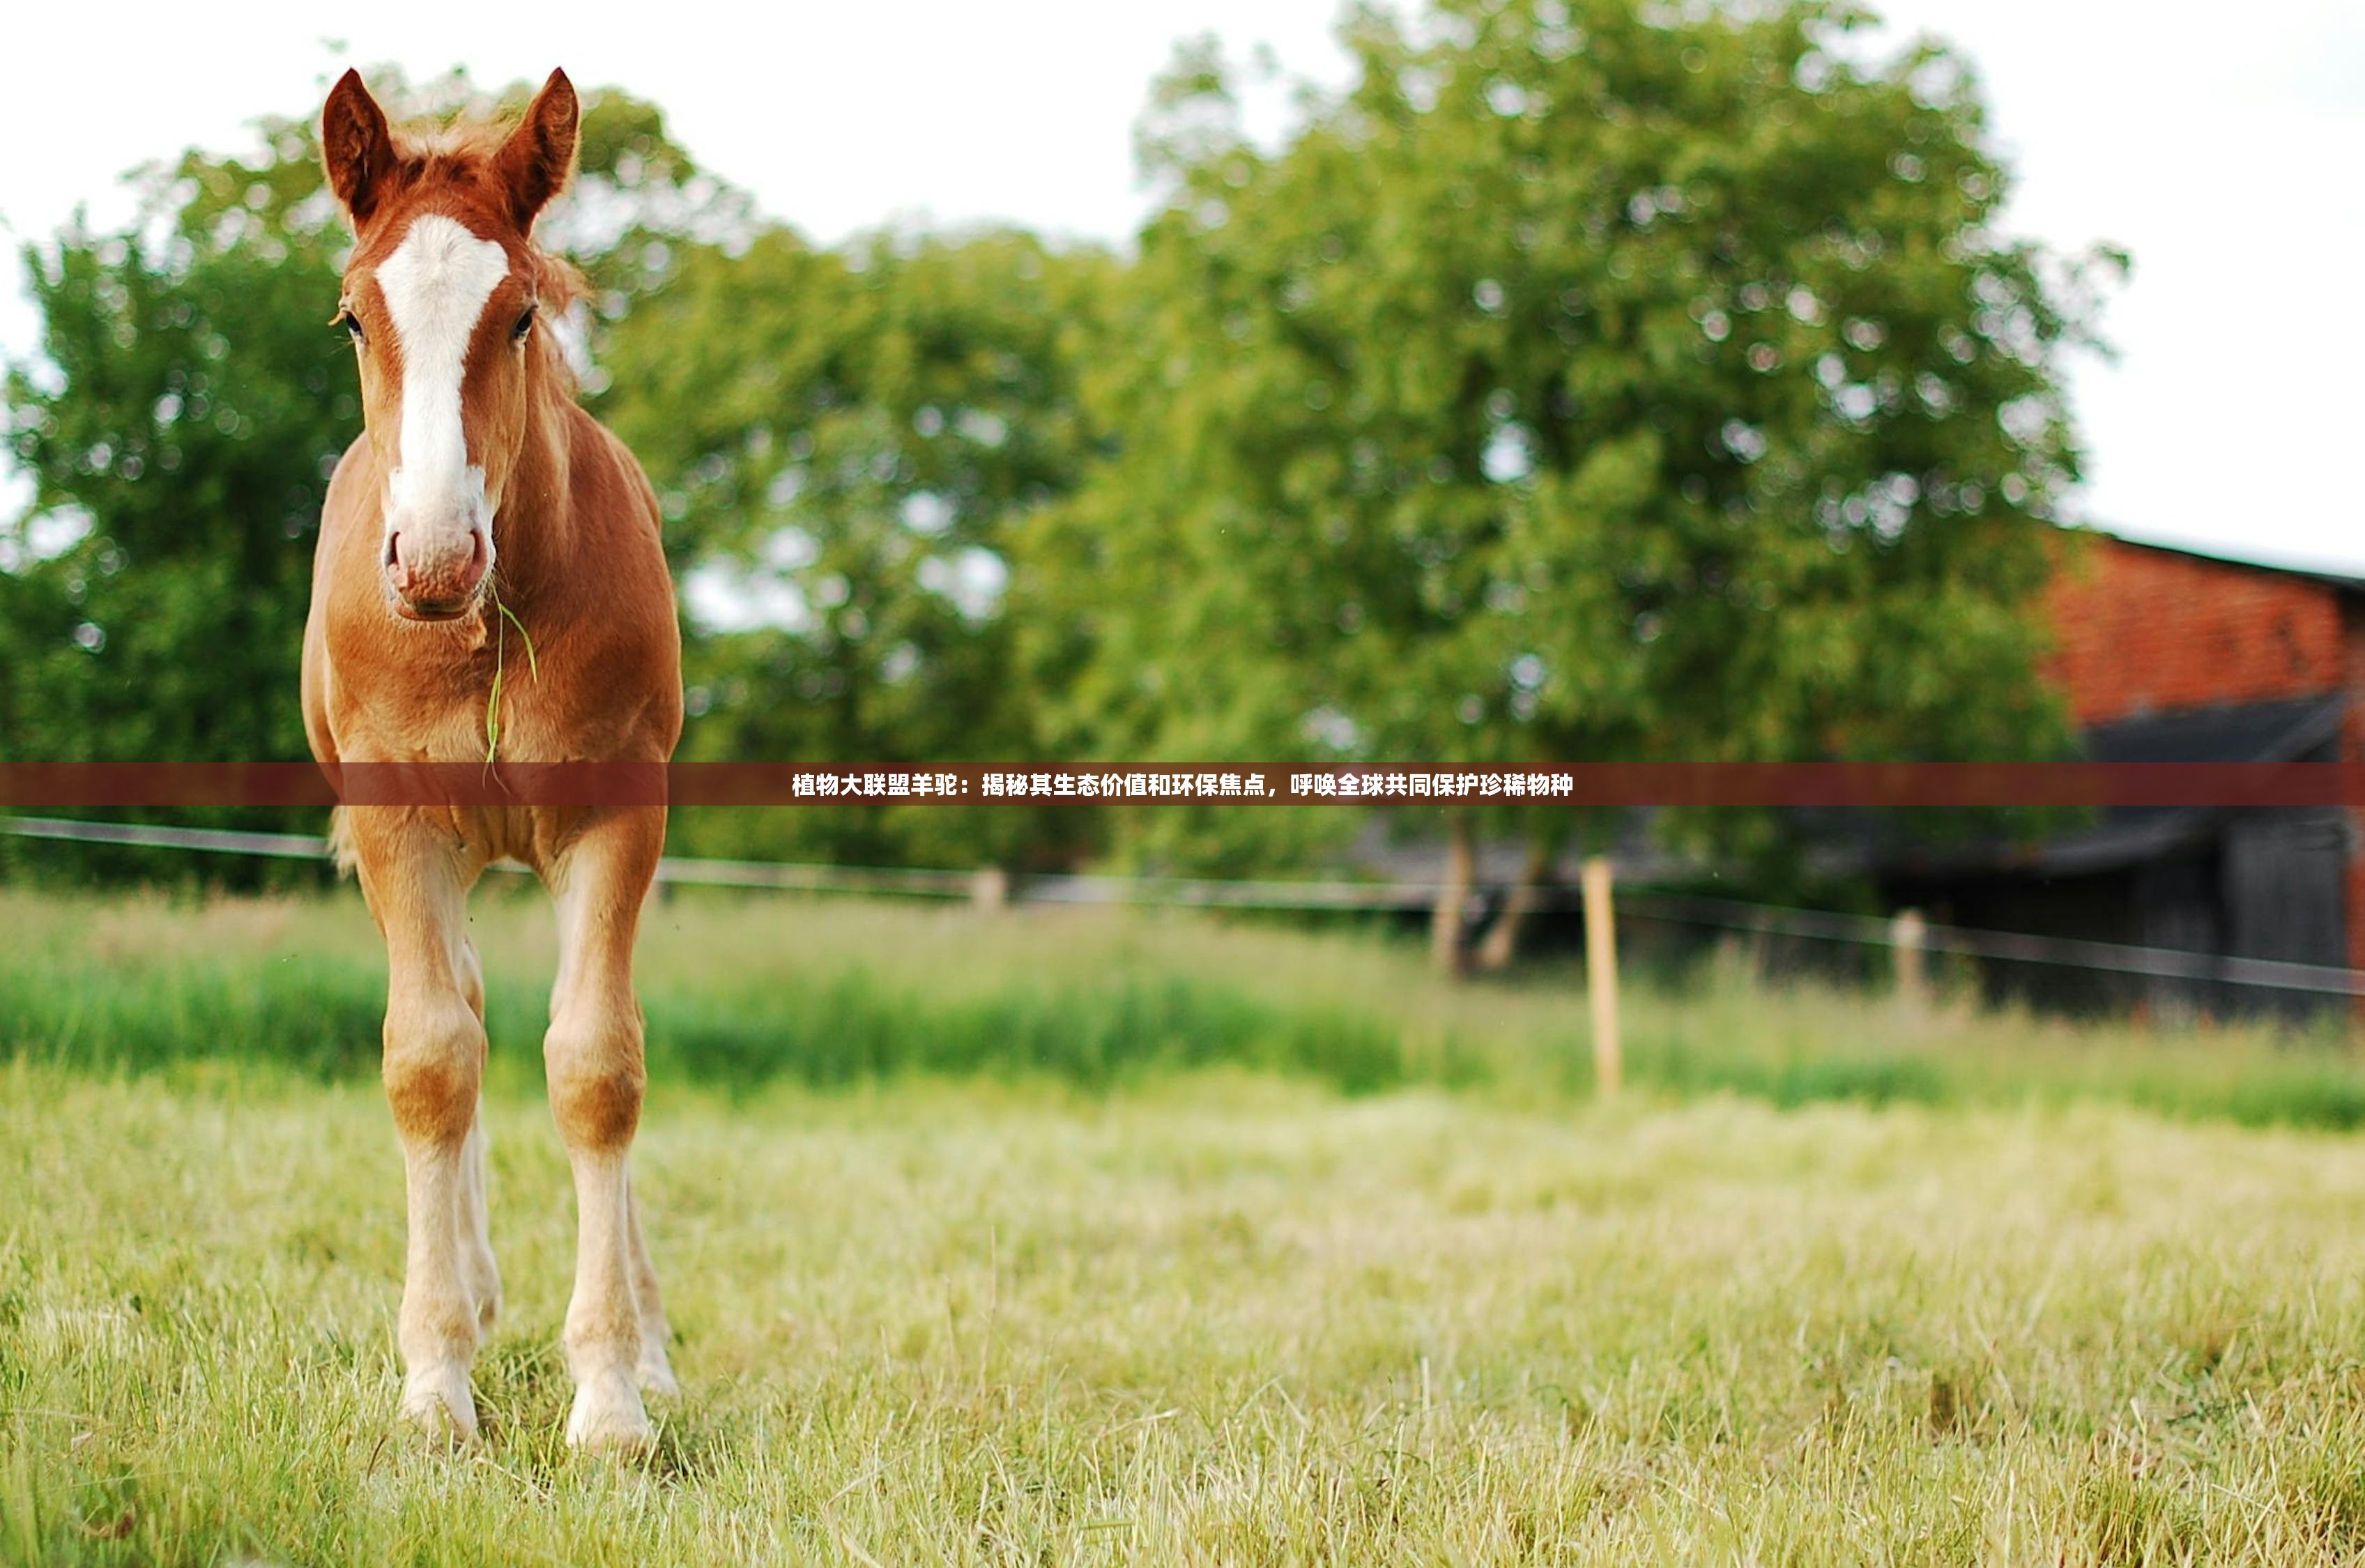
301,68,683,1452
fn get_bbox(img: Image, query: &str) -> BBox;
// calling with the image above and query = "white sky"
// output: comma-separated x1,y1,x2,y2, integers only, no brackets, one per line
2,0,2359,571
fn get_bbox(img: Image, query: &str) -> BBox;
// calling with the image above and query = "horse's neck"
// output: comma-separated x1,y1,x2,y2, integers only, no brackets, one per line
492,383,576,606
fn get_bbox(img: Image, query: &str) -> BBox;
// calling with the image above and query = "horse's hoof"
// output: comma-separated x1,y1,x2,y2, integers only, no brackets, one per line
566,1374,654,1454
401,1366,480,1447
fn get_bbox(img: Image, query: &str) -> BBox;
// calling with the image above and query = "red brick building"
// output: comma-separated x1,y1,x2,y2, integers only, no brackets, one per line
2044,533,2361,737
1889,530,2364,1018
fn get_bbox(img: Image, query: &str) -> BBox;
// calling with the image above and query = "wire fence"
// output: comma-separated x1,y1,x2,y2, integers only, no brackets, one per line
4,811,2361,1000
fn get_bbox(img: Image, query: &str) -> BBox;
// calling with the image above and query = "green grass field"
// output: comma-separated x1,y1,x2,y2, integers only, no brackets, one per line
10,886,2365,1562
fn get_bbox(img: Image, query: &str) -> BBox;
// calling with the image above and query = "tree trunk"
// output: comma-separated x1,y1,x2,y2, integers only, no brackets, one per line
1430,815,1475,978
1474,833,1558,973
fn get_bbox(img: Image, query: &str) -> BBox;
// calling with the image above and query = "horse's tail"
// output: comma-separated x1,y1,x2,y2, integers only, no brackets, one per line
325,806,359,878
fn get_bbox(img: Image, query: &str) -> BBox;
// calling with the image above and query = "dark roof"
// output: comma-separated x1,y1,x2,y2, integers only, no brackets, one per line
2019,692,2345,874
1870,691,2348,879
2083,691,2346,766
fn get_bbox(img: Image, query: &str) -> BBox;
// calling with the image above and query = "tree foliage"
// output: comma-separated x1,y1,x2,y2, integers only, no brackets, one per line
599,227,1117,868
1036,0,2108,873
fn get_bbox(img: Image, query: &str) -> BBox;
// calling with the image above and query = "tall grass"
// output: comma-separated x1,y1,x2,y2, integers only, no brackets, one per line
2,884,2362,1125
13,1069,2365,1562
13,888,2365,1560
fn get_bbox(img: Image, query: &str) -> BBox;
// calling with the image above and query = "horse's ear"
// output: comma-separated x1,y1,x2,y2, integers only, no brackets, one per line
321,69,397,228
493,70,579,232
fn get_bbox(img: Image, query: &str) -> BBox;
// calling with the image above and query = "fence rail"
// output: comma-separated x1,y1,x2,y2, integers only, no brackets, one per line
5,812,2360,998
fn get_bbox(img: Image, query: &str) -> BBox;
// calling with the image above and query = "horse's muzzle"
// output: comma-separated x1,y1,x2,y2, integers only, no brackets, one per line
385,526,491,621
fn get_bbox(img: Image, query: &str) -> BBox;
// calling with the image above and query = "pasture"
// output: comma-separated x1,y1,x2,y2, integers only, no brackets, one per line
8,888,2365,1562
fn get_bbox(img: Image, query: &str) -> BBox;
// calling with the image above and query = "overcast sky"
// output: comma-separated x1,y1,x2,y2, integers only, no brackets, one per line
3,1,2358,570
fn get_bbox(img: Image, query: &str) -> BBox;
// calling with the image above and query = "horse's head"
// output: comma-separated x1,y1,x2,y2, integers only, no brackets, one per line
320,69,578,622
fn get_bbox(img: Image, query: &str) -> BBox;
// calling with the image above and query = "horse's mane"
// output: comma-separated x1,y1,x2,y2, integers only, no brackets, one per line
392,118,516,165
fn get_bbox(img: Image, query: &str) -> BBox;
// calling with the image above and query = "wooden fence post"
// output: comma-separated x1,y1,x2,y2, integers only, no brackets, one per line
1891,907,1929,1013
1430,815,1475,977
971,865,1009,914
1582,855,1621,1098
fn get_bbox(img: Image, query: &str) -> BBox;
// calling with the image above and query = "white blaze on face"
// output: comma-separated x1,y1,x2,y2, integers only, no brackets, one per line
376,214,510,546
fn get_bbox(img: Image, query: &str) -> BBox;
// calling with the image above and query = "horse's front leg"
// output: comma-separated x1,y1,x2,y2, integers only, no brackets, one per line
350,815,491,1444
544,806,670,1452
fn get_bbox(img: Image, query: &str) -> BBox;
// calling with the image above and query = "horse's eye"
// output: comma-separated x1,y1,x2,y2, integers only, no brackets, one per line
512,307,535,342
334,308,365,346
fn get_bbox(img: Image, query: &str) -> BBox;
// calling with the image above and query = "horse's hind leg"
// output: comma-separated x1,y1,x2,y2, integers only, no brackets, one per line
351,814,489,1445
456,939,501,1333
625,1171,678,1397
544,807,666,1452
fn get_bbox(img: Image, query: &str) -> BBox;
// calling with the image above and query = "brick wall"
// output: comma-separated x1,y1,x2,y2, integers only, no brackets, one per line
2044,537,2348,728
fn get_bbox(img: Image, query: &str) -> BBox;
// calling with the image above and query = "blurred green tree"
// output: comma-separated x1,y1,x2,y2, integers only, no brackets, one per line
1034,0,2113,962
0,187,341,785
598,226,1120,870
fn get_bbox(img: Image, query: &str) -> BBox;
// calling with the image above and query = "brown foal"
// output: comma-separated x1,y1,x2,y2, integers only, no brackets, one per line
300,68,684,1452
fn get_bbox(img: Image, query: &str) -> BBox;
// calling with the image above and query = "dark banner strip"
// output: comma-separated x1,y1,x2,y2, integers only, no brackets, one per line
4,761,2365,808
